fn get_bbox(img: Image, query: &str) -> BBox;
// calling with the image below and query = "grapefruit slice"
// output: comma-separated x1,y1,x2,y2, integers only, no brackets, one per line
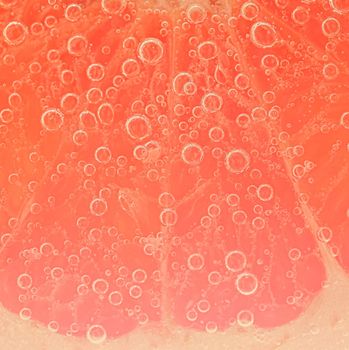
0,0,346,345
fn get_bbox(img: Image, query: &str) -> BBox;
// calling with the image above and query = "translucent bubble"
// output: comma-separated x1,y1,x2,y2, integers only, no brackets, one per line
64,4,82,22
261,54,279,70
226,193,240,206
138,38,164,65
92,278,109,295
250,22,277,48
317,226,333,243
122,58,140,78
225,250,247,272
288,248,301,261
101,0,126,14
87,63,105,82
329,0,349,14
322,17,341,37
208,126,225,142
125,115,152,140
225,149,250,174
205,321,218,333
236,272,258,295
291,6,310,25
172,72,193,96
186,4,207,24
197,299,211,313
158,192,175,207
160,208,178,226
40,242,54,256
232,210,247,225
86,88,103,105
97,103,114,126
3,21,27,46
129,285,143,299
132,269,147,283
208,271,222,285
17,273,32,290
60,93,79,113
208,204,221,217
240,2,259,21
90,198,108,216
67,35,88,57
73,129,88,145
237,309,254,327
234,73,250,90
201,92,223,113
95,146,112,164
197,41,218,60
0,108,14,124
41,108,64,131
186,309,198,322
108,291,123,306
51,267,64,280
256,184,274,201
187,253,205,271
251,106,267,122
323,62,339,80
181,143,204,166
340,112,349,129
48,320,59,332
86,324,107,345
19,307,32,321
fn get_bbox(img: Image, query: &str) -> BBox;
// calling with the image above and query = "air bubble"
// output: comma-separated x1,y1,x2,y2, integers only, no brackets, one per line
41,108,64,131
256,184,274,201
172,72,193,96
3,21,27,46
51,267,64,280
240,2,259,21
87,63,105,82
129,285,143,299
92,278,109,295
340,112,349,129
90,198,108,216
225,250,247,272
122,58,140,78
97,103,114,126
17,273,32,290
160,208,178,226
237,310,254,327
317,226,333,243
197,41,218,60
0,108,14,124
323,62,339,80
329,0,349,14
187,253,205,271
158,192,175,207
225,149,250,174
108,291,123,306
250,22,277,48
322,17,341,37
95,146,112,164
101,0,126,14
65,4,82,22
288,248,302,261
138,38,164,65
197,299,211,313
132,269,147,283
236,272,259,295
186,4,207,24
86,324,107,345
181,143,204,166
291,6,310,25
201,92,223,113
19,308,32,321
125,115,152,140
67,35,88,57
